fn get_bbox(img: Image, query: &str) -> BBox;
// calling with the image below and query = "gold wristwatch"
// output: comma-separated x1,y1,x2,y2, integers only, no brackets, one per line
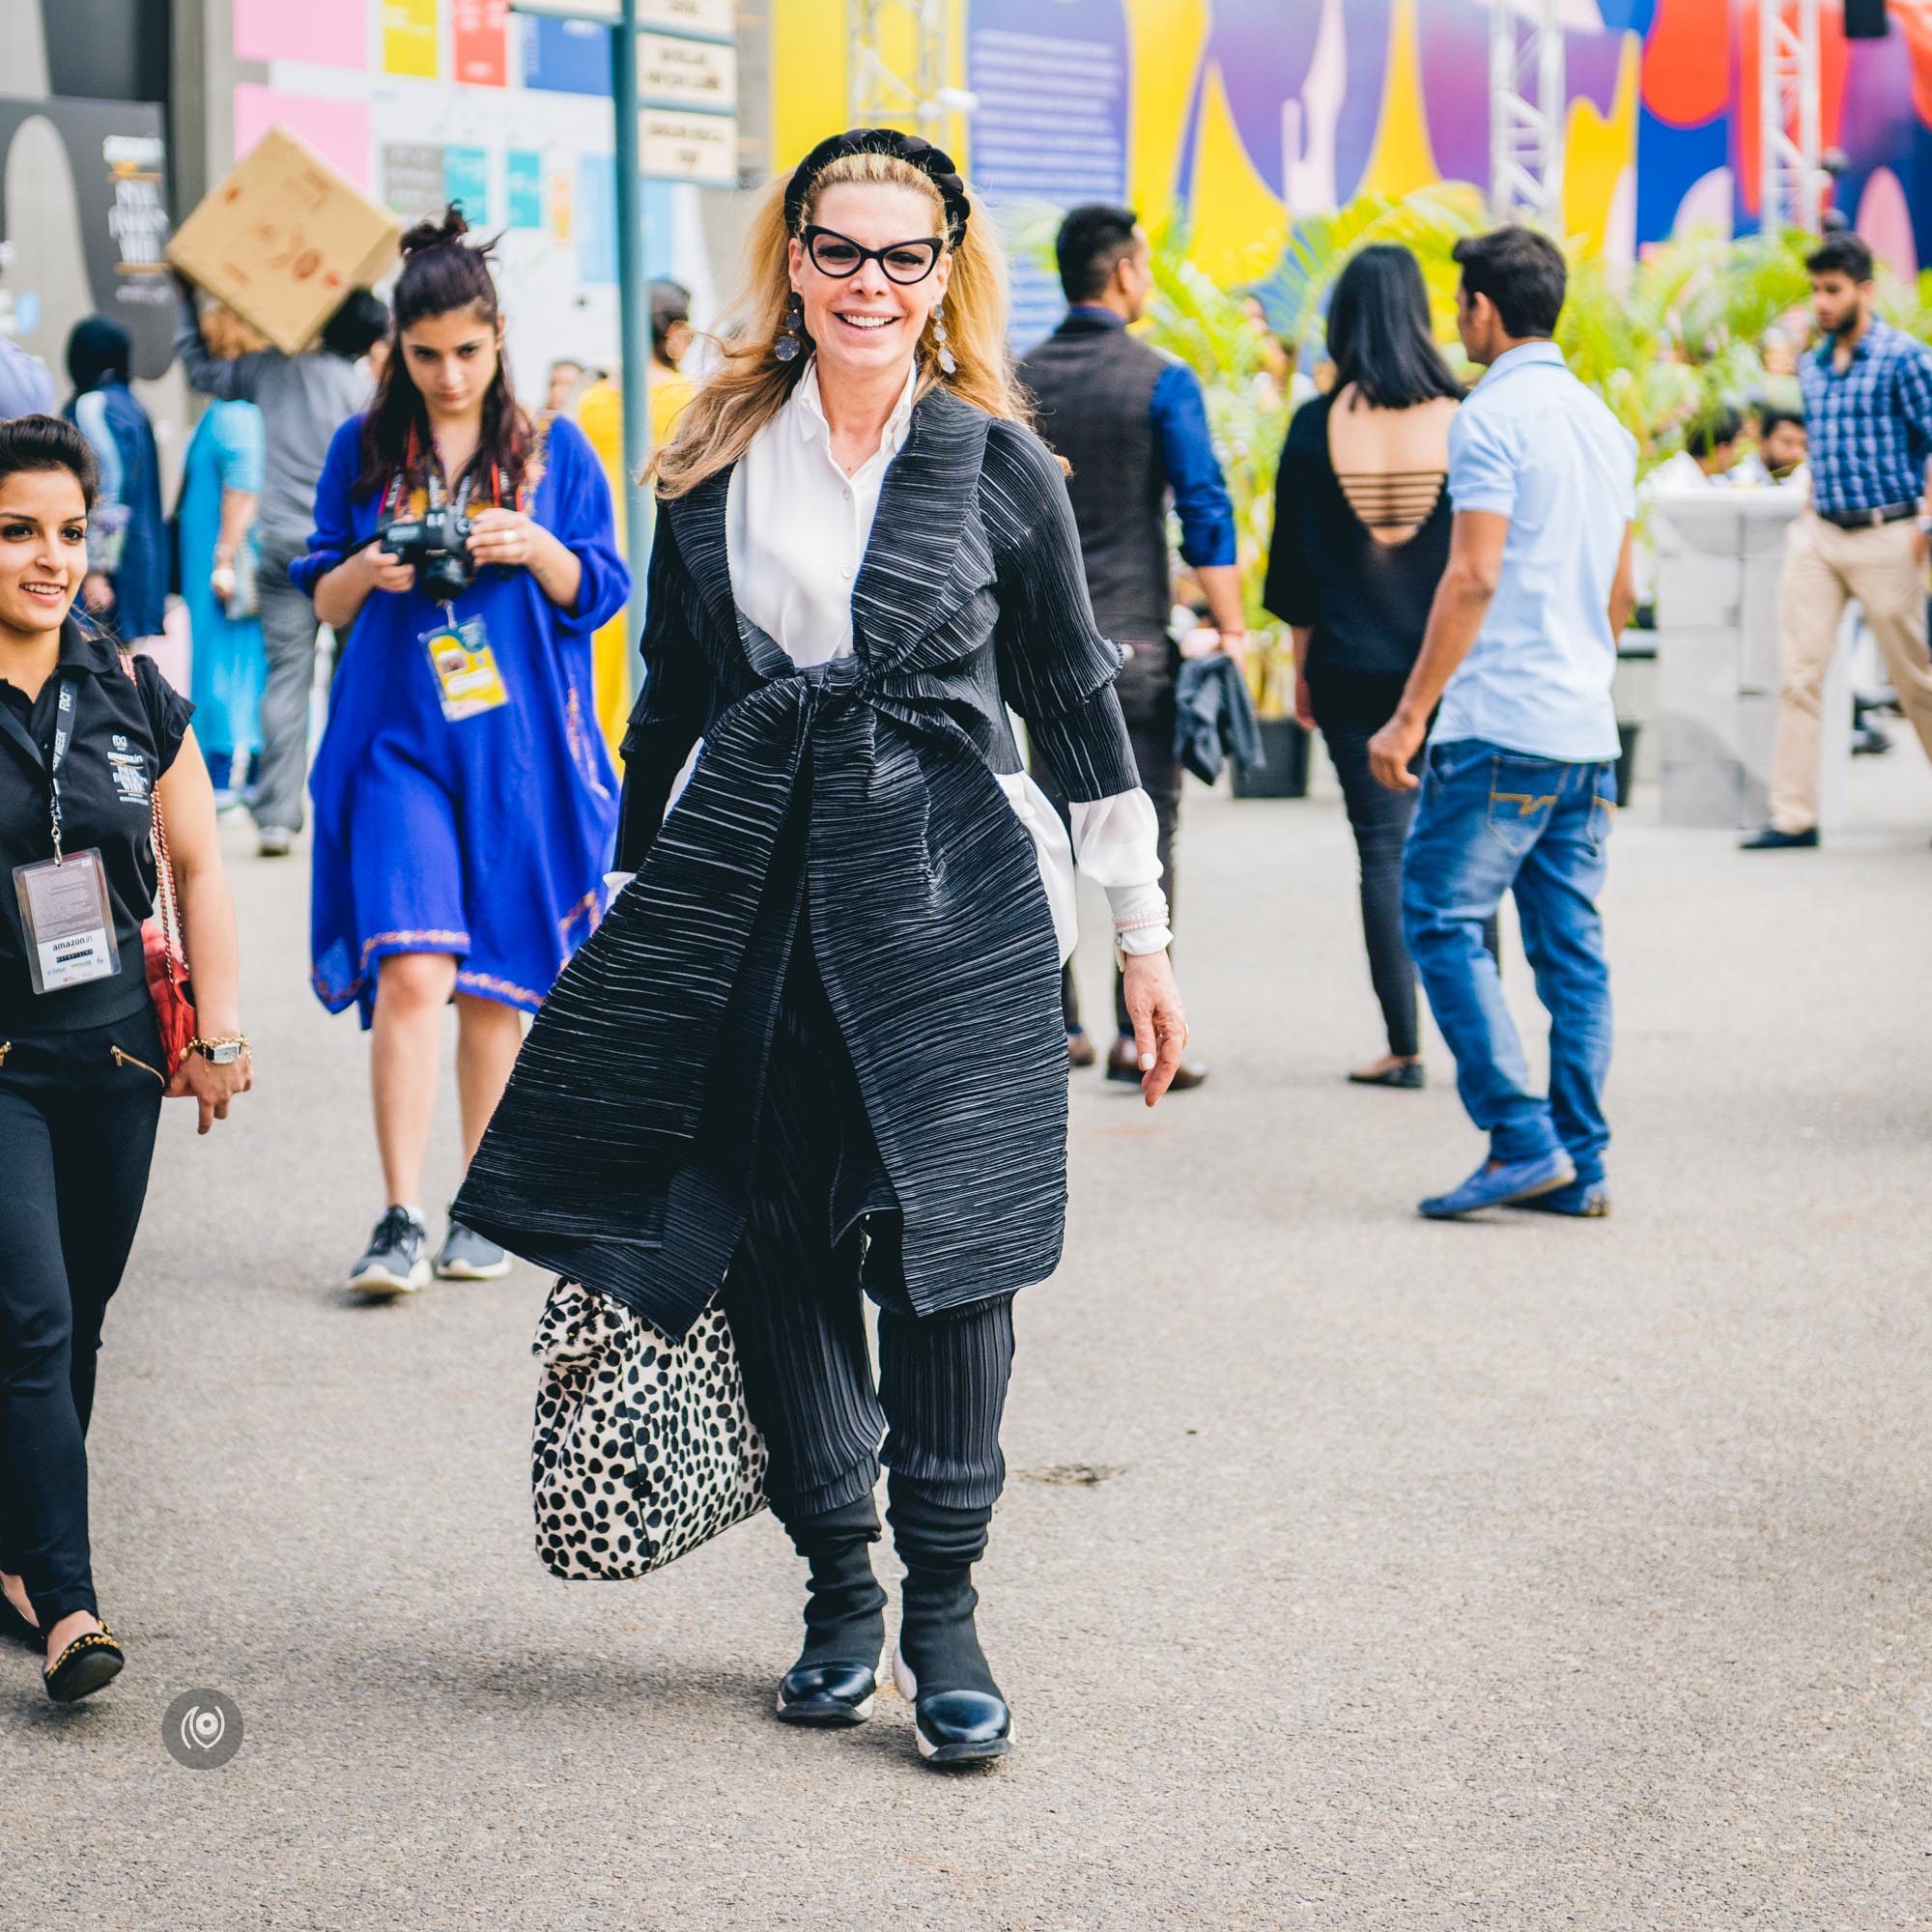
188,1035,250,1065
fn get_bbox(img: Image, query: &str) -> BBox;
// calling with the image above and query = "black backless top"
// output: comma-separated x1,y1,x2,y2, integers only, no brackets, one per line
1263,391,1454,729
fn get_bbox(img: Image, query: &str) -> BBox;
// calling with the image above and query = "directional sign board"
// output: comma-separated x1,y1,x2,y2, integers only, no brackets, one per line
640,0,734,39
640,110,739,186
510,0,621,16
508,0,733,36
638,30,738,112
509,0,742,188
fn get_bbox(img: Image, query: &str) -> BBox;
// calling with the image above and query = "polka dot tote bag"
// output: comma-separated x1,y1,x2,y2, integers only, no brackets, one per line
531,1279,770,1579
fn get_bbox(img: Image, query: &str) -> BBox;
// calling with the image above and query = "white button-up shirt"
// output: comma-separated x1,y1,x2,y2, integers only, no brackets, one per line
721,357,1169,965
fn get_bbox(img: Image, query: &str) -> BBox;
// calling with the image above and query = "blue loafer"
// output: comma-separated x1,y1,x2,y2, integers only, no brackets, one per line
1513,1176,1610,1218
1419,1150,1576,1220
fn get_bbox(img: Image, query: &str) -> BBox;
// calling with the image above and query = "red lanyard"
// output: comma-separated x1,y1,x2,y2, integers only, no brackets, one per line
382,424,510,518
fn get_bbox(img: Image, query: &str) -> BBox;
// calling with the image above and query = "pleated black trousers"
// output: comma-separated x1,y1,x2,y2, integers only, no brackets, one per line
720,934,1015,1526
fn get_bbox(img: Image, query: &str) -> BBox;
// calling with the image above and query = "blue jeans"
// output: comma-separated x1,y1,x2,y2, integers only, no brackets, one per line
1401,739,1615,1183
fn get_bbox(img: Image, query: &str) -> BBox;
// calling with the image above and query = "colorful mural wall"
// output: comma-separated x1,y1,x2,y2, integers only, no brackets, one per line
776,0,1932,332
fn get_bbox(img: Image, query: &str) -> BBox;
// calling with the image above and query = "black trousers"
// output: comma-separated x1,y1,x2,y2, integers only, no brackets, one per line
0,1008,164,1624
1321,720,1425,1060
720,946,1014,1528
1321,719,1502,1061
1032,698,1180,1040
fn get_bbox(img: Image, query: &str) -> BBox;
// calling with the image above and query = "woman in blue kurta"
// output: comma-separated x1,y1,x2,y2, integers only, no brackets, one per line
292,209,627,1297
178,391,267,800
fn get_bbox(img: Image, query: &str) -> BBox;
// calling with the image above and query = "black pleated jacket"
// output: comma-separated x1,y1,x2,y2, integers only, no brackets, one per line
455,384,1143,1338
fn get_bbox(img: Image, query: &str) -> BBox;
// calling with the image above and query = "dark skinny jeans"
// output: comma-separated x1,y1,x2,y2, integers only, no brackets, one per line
0,1009,164,1625
1321,719,1426,1060
1321,719,1500,1061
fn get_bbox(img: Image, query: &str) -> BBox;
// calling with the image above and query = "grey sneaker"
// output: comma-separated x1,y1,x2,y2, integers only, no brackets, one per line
257,826,296,858
348,1207,430,1296
435,1215,511,1281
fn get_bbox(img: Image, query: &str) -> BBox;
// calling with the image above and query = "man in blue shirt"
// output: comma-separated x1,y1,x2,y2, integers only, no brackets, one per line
1369,227,1637,1220
1019,206,1244,1089
1743,231,1932,850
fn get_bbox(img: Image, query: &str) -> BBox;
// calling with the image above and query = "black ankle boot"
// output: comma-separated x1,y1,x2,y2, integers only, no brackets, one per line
887,1482,1012,1767
775,1497,889,1727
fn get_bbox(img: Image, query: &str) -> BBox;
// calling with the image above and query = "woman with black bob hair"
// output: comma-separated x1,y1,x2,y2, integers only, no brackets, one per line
1264,242,1466,1090
294,207,628,1298
0,413,248,1702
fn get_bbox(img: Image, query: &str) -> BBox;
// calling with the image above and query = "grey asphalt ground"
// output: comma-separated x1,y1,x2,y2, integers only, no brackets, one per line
6,744,1932,1931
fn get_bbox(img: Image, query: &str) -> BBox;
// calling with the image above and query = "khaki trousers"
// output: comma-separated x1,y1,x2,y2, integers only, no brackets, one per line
1771,510,1932,833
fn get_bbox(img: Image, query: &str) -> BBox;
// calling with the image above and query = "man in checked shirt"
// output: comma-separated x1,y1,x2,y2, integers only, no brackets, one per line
1744,232,1932,849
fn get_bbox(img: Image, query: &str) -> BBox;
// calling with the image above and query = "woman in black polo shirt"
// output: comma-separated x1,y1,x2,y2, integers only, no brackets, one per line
0,414,249,1704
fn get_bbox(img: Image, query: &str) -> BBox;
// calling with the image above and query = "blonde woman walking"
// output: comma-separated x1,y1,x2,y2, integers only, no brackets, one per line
458,128,1187,1768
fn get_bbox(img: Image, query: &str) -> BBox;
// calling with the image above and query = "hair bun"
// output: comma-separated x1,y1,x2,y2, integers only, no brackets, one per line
399,205,470,258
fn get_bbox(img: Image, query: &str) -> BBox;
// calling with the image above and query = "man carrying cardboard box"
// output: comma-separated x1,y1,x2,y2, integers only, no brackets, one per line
173,281,389,855
167,128,401,855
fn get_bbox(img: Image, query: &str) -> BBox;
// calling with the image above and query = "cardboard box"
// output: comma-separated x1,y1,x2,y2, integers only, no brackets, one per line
167,128,400,355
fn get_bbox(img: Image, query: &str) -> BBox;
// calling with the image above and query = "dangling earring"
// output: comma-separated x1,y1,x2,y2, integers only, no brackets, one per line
931,300,957,377
775,290,806,363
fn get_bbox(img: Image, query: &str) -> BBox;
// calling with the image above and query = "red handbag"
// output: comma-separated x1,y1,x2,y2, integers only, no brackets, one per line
120,653,196,1080
144,787,196,1080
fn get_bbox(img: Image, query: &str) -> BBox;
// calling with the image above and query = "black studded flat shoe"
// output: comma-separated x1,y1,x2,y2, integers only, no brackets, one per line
891,1647,1012,1766
775,1650,887,1727
43,1621,124,1704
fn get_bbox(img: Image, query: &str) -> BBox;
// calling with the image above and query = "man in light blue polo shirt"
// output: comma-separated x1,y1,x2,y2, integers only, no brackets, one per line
1368,226,1637,1220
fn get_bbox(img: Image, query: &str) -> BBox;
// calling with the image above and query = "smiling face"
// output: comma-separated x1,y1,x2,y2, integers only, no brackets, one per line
788,180,951,384
0,468,88,639
399,304,502,423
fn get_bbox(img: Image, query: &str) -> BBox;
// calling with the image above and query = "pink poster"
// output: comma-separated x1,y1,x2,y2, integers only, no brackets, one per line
234,87,373,191
232,0,368,69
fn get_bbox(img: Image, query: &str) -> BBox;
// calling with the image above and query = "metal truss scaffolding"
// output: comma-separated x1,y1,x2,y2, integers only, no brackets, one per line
1759,0,1823,235
1490,0,1566,225
847,0,948,134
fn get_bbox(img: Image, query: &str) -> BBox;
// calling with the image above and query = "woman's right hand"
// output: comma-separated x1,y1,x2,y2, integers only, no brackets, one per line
170,1048,253,1136
360,538,416,596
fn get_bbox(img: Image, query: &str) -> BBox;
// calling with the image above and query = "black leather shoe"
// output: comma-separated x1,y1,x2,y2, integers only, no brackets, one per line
1105,1035,1208,1091
1348,1059,1425,1090
892,1648,1013,1766
1740,825,1819,850
775,1653,885,1727
774,1497,888,1728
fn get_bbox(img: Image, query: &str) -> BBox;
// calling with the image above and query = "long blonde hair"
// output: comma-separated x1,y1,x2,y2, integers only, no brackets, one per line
652,148,1025,498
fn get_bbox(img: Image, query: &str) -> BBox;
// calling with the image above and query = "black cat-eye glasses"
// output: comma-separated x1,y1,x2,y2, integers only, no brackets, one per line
801,225,944,285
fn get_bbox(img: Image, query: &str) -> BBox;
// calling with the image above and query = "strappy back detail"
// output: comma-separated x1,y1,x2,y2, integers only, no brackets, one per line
1335,469,1448,544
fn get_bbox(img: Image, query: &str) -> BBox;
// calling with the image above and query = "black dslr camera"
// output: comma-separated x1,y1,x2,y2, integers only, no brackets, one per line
380,505,476,602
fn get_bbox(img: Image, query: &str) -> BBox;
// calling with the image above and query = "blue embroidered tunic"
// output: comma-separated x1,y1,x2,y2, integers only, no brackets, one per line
291,413,628,1025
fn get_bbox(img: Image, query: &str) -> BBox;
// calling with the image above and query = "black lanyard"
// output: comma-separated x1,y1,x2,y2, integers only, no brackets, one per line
0,675,78,864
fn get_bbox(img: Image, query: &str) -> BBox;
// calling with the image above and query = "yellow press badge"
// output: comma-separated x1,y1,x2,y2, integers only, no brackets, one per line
423,613,509,722
14,849,120,994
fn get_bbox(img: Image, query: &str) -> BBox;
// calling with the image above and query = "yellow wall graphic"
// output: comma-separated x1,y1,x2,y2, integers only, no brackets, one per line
384,0,440,81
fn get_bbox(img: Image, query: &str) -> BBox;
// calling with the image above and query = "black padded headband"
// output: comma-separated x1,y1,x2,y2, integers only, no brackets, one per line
782,128,971,248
